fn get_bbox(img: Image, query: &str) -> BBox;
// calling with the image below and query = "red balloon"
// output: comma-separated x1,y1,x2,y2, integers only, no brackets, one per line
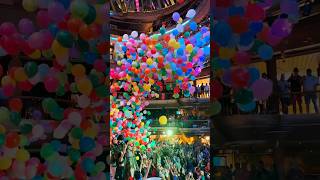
2,84,15,97
212,80,223,99
5,132,20,148
8,98,23,112
231,68,250,88
245,3,265,21
18,81,33,91
67,18,83,34
0,64,3,77
36,10,51,28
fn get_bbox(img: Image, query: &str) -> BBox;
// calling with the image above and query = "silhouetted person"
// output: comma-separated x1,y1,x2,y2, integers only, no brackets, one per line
288,68,303,114
278,74,290,114
303,68,319,113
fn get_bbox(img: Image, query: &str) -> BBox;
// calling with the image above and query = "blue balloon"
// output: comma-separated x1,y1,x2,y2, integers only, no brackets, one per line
248,67,260,85
189,21,198,31
172,29,179,36
176,68,183,76
48,24,59,36
229,6,245,16
238,102,256,112
57,0,70,9
213,21,232,47
80,137,95,152
217,59,232,69
0,47,7,57
200,27,208,34
177,48,184,56
82,158,95,173
84,52,97,64
239,32,254,46
203,46,210,56
249,22,263,34
258,44,273,60
122,46,127,52
48,161,64,177
50,140,61,151
38,64,49,76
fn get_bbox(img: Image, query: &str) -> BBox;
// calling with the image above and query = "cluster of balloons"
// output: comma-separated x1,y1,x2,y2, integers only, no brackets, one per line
0,0,109,179
210,0,299,114
111,9,210,150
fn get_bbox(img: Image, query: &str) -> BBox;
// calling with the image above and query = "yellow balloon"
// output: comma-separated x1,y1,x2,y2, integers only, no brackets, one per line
0,157,12,170
146,58,153,66
71,64,86,77
29,50,41,59
174,42,180,49
77,78,93,95
16,149,30,162
136,156,140,160
186,44,193,53
219,47,236,59
52,40,68,58
1,76,16,86
0,124,6,134
168,39,176,48
159,115,167,125
14,67,28,82
22,0,37,12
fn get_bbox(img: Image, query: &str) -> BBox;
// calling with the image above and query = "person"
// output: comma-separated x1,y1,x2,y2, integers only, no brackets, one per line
303,68,319,113
204,83,209,98
278,74,290,114
288,68,303,114
197,85,201,98
258,73,269,114
200,83,205,98
302,0,312,16
286,161,304,180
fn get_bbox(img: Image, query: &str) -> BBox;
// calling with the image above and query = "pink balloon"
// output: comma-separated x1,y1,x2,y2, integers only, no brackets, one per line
251,78,273,100
94,59,107,72
44,76,59,92
0,22,17,36
48,2,66,22
2,84,15,97
40,30,53,50
28,32,44,49
18,18,35,35
36,10,51,28
235,51,251,65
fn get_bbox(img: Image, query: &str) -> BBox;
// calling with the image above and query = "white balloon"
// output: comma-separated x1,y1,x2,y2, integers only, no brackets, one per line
131,31,138,38
77,95,90,108
32,124,44,139
186,9,196,18
68,112,82,126
53,120,72,139
123,34,129,41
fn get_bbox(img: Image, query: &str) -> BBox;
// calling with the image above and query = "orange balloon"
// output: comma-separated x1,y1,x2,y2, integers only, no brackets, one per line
228,16,248,34
71,64,86,77
67,18,83,34
89,23,102,39
79,24,93,40
8,98,23,112
5,132,20,148
14,67,28,82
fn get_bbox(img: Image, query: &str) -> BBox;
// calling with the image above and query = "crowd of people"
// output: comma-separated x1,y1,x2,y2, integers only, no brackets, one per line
110,137,210,180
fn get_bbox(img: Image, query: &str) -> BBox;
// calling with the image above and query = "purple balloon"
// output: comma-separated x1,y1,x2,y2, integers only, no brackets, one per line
271,18,292,38
48,2,66,22
280,0,299,15
18,18,35,35
251,78,273,100
172,12,180,22
32,110,43,120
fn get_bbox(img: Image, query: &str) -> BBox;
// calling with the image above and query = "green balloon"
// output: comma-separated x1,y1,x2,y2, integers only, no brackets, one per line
77,38,89,51
71,0,89,19
24,61,38,77
20,123,33,134
56,31,74,48
42,98,58,112
56,85,65,96
50,107,64,121
83,5,96,25
0,107,10,123
235,88,253,104
89,73,100,87
207,101,222,116
95,86,108,98
68,148,81,162
71,127,83,139
40,144,55,159
155,43,163,51
10,112,21,126
0,134,5,146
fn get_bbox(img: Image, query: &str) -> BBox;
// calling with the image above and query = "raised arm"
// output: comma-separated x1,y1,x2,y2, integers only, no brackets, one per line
143,159,152,180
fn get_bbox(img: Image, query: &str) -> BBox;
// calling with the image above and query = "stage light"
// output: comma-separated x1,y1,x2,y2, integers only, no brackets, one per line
166,129,173,136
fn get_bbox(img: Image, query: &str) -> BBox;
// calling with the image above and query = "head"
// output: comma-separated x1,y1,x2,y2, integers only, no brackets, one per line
306,68,312,76
281,73,285,80
293,67,299,75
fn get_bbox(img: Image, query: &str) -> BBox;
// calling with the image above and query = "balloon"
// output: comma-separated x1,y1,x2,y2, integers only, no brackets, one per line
22,0,37,12
10,112,21,126
77,78,93,95
207,101,222,116
213,21,232,46
44,76,59,93
79,24,92,40
231,68,249,88
5,132,20,148
0,107,10,123
28,32,44,49
83,5,96,25
82,158,95,173
79,137,95,152
238,102,256,112
56,31,74,48
0,157,12,170
48,161,64,177
234,88,253,104
212,80,223,99
67,18,83,34
186,9,196,18
159,115,167,125
189,21,197,31
71,0,89,19
52,40,68,57
0,22,17,36
16,149,30,162
36,10,51,28
48,1,66,22
77,95,90,108
18,18,34,35
258,44,273,60
68,148,80,162
32,124,44,139
251,78,273,100
172,12,180,22
24,62,38,78
40,144,55,159
9,98,23,112
271,18,292,38
235,51,250,65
